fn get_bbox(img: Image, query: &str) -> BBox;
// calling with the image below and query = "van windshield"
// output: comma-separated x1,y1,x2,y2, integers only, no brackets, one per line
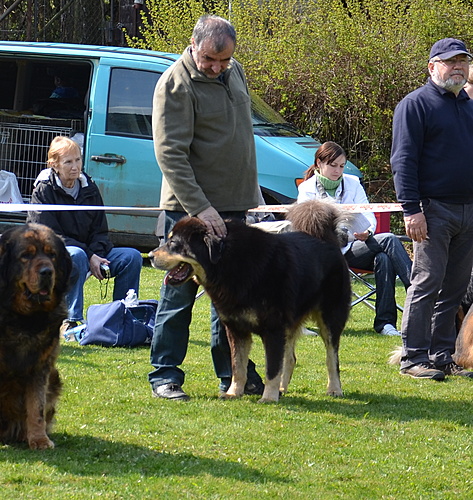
251,91,305,138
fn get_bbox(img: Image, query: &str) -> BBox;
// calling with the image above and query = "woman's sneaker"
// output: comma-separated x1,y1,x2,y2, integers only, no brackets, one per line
380,324,401,336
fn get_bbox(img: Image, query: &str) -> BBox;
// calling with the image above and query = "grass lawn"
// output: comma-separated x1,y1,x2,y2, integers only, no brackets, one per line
1,260,472,499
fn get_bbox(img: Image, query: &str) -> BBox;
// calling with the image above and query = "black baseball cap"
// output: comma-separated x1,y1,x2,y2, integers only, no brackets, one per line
429,38,472,60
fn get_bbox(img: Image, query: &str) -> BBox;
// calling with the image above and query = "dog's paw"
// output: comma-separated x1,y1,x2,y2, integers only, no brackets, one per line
222,383,245,399
218,392,240,400
257,397,279,403
28,435,55,450
326,388,343,397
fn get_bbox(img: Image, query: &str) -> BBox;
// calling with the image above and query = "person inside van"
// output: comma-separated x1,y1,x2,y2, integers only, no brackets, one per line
50,73,80,100
27,136,143,337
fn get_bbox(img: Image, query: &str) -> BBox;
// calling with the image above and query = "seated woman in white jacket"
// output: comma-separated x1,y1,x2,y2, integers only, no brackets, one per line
297,141,411,336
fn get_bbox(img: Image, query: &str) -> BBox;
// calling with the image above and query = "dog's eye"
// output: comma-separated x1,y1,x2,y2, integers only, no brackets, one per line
168,240,179,252
20,251,34,260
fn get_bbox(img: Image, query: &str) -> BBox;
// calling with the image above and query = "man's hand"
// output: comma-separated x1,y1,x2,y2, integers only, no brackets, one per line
197,206,227,238
90,254,110,280
404,212,427,242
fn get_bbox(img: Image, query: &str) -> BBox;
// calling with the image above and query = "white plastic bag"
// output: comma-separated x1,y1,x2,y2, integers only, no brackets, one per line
123,289,139,307
0,170,23,204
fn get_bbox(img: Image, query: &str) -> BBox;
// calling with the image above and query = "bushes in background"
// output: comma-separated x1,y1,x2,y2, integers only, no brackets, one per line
129,0,473,200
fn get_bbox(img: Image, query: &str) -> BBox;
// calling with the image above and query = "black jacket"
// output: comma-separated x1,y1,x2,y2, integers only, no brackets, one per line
391,78,473,216
27,170,113,259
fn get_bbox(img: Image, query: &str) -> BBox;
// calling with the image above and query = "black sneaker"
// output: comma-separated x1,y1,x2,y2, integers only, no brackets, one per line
400,363,445,381
219,381,265,397
437,362,473,378
244,381,265,396
152,383,190,401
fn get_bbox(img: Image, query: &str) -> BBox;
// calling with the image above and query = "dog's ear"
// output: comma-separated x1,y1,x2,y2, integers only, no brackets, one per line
0,229,16,292
203,233,224,264
56,239,73,293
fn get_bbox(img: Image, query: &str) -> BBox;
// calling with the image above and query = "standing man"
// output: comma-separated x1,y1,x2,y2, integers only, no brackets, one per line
149,15,264,400
391,38,473,380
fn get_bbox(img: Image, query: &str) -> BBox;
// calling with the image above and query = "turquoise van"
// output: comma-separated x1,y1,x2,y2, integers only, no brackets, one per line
0,41,360,250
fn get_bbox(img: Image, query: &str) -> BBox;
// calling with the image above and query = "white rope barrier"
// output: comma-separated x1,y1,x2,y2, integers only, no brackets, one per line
0,202,403,214
0,204,163,212
249,203,403,213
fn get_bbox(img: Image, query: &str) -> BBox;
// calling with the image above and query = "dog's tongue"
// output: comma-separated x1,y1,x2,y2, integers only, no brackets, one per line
164,262,193,285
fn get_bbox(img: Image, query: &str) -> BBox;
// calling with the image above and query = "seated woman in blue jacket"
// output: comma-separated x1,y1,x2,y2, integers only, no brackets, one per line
28,136,142,336
297,141,411,336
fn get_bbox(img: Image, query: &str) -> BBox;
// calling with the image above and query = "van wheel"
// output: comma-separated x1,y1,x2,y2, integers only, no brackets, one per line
260,188,294,206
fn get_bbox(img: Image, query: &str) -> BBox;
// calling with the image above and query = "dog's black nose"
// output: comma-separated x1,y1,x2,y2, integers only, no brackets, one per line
39,267,53,277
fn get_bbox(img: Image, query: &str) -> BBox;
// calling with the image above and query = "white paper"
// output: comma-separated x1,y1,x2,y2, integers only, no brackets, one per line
346,213,372,241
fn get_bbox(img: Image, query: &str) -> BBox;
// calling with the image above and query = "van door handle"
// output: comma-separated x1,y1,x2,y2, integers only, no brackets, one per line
90,155,126,164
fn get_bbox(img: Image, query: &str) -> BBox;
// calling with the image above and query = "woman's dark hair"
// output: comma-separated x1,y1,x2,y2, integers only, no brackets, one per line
303,141,347,181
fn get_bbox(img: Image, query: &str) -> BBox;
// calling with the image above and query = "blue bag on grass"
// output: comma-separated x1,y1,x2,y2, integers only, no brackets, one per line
79,299,158,347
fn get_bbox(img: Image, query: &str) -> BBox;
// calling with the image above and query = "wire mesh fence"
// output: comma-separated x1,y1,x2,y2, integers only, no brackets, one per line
0,116,82,199
0,0,143,46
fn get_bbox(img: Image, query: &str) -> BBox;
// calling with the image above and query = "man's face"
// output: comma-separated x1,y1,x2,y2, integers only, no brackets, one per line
191,37,235,79
429,55,470,93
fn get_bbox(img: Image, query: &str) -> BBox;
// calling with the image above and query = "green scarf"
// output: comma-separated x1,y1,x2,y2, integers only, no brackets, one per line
316,173,342,197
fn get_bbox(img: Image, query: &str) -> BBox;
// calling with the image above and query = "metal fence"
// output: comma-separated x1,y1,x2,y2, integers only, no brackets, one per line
0,0,144,46
0,116,82,199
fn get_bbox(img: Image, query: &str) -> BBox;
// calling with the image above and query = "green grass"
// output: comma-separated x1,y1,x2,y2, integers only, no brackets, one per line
1,261,472,499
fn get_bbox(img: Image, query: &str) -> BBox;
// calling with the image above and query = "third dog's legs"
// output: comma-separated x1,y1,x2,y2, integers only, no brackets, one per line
455,308,473,369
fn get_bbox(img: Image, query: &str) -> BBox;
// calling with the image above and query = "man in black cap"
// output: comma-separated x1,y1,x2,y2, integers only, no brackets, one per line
391,38,473,380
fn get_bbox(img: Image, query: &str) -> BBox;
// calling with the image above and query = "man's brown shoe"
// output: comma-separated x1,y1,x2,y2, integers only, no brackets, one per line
400,363,445,381
437,362,473,378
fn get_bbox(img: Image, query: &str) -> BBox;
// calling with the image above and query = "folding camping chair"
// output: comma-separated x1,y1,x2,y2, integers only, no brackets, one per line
349,211,403,312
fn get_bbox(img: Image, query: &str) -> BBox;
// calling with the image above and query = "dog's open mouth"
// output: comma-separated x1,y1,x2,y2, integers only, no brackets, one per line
24,285,52,303
164,262,194,285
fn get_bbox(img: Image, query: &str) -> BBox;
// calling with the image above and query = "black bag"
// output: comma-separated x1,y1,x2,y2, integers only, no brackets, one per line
79,299,158,347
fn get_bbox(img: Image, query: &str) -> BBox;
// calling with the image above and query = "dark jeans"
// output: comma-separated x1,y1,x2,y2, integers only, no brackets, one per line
400,200,473,369
66,245,142,323
148,211,263,391
344,233,412,332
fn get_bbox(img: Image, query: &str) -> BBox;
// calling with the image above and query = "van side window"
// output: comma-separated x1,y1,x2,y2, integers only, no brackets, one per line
106,68,161,138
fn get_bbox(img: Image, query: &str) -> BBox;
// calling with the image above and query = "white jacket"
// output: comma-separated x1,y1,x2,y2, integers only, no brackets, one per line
297,173,377,253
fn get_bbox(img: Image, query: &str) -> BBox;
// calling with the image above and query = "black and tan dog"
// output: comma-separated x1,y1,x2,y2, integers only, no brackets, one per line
149,200,351,402
0,223,72,449
454,270,473,368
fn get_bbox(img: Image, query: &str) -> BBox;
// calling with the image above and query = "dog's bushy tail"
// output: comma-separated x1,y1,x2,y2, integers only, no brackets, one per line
286,200,352,247
388,345,402,365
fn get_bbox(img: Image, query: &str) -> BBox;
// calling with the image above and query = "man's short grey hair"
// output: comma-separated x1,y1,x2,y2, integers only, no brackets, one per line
192,15,236,52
